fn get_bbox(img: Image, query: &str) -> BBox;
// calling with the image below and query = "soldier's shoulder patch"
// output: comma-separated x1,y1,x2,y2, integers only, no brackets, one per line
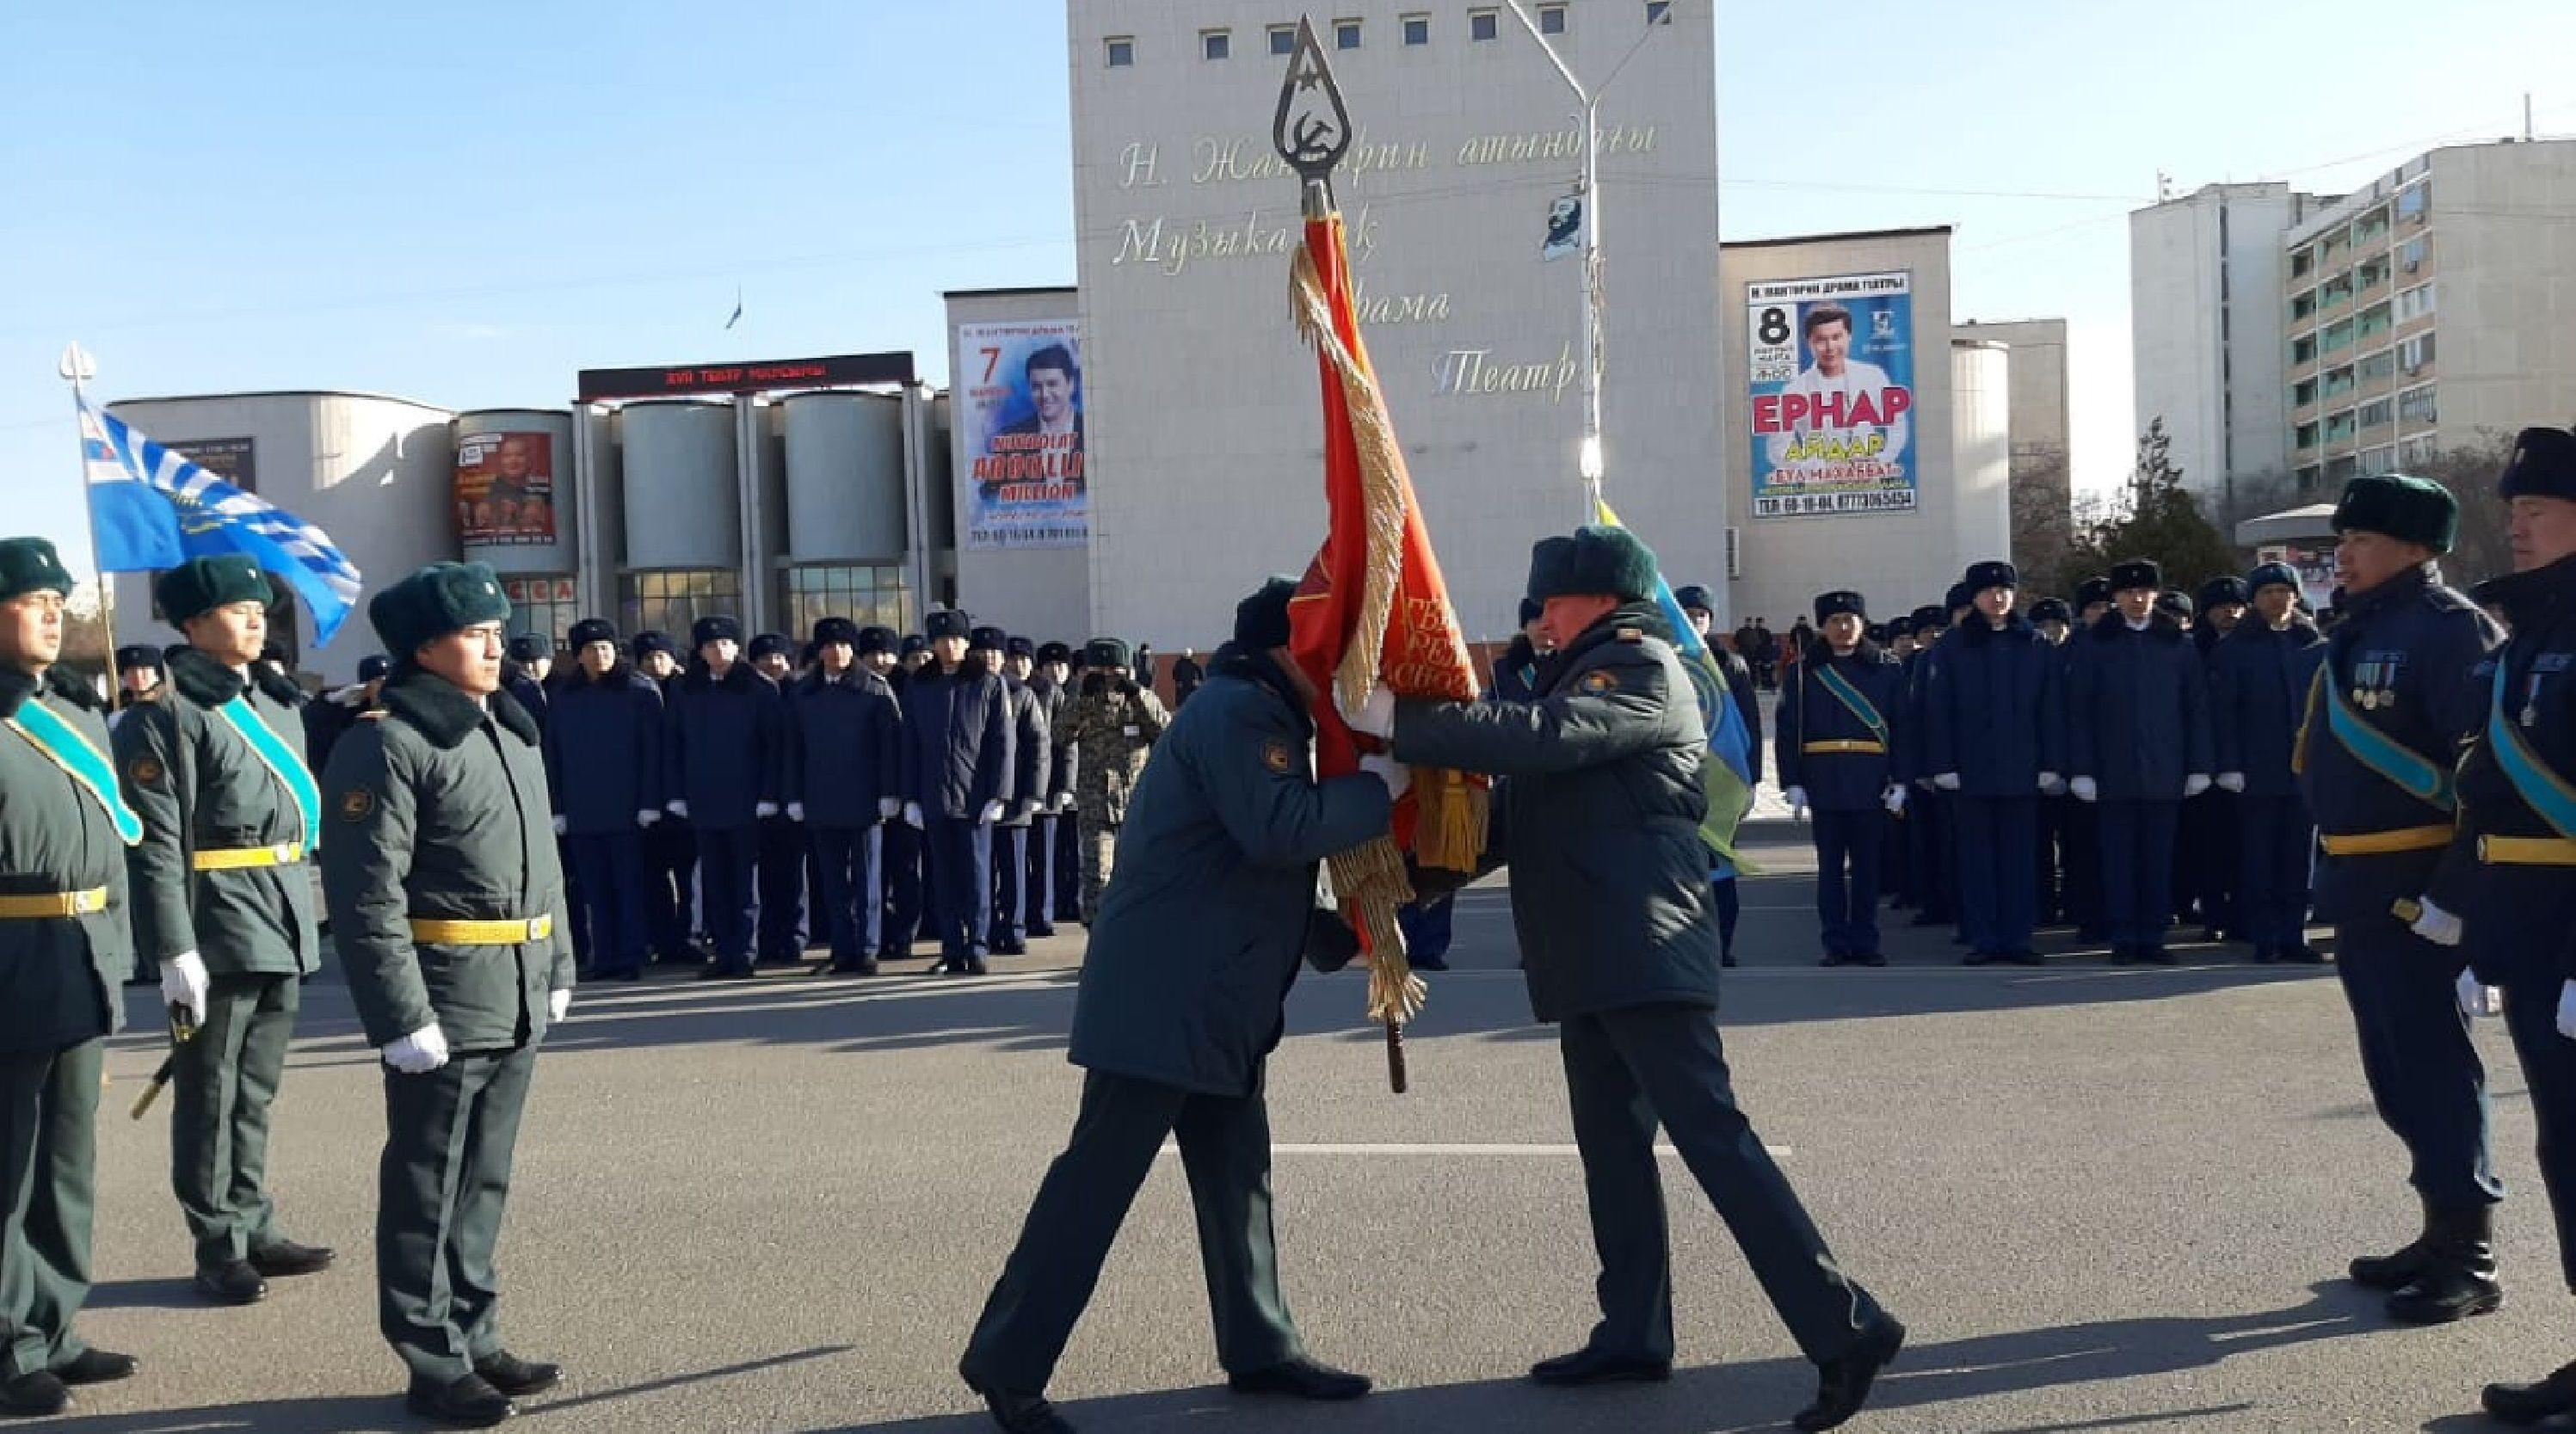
125,754,164,785
1615,626,1644,643
337,787,375,822
1260,737,1295,774
1580,668,1620,694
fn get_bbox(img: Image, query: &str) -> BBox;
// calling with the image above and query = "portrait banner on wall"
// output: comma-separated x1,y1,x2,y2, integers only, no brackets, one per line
958,320,1087,550
454,429,558,545
1746,271,1917,518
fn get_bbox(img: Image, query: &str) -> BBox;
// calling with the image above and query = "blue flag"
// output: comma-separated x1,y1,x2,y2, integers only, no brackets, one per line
1593,498,1755,873
79,395,361,647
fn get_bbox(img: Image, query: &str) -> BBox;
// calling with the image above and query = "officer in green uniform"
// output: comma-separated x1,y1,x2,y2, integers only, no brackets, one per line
0,537,139,1419
319,562,574,1429
114,555,335,1307
960,579,1394,1434
1057,638,1168,924
1361,527,1903,1433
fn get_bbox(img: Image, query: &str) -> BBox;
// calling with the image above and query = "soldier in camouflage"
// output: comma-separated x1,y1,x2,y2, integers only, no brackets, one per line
1057,638,1168,925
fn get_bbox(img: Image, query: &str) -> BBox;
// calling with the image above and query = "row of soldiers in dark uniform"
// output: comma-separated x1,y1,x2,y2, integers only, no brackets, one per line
484,612,1170,984
1772,551,2331,969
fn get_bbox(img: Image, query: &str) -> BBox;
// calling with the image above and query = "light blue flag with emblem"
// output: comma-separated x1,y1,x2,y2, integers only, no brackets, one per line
1593,498,1754,872
80,394,361,648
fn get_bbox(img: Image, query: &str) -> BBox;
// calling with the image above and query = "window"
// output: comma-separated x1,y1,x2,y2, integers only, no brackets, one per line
618,569,743,647
2398,383,2438,426
2358,446,2398,477
2319,274,2352,311
2292,335,2318,366
1269,24,1297,55
1202,29,1229,60
1540,3,1568,32
1470,8,1499,40
1403,13,1431,44
2400,235,2429,272
2321,365,2356,399
2356,255,2389,291
2320,318,2355,355
2296,464,2323,493
1646,0,1672,22
2355,207,2390,246
2395,282,2436,323
2326,454,2359,484
1105,35,1134,67
779,564,913,642
2356,301,2392,342
500,577,577,649
2296,422,2321,451
1334,17,1360,48
2293,378,2320,408
2357,349,2396,385
2290,290,2315,321
2290,249,2313,279
2397,181,2431,224
2326,409,2357,443
2400,331,2436,372
2358,397,2394,428
2400,435,2438,467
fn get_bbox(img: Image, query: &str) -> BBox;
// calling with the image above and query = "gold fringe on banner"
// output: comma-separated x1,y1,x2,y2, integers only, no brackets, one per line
1411,766,1488,875
1291,238,1410,721
1326,834,1424,1025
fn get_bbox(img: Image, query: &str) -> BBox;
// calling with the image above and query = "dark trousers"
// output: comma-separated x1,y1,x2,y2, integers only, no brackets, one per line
756,815,808,963
2036,797,2068,923
2336,916,2499,1210
558,839,586,964
2182,789,2240,933
643,818,699,960
1558,1005,1881,1363
882,820,927,952
962,1070,1301,1394
1397,897,1455,963
1710,877,1740,957
172,972,299,1268
377,1046,536,1386
1026,815,1061,936
810,825,884,968
1051,811,1082,918
1813,809,1884,958
2238,795,2315,953
1883,806,1912,905
930,817,993,959
990,825,1032,950
695,825,759,971
2501,979,2576,1289
2061,800,2104,934
1953,796,2038,957
0,1039,101,1380
2098,799,2179,953
1909,789,1953,921
565,832,648,976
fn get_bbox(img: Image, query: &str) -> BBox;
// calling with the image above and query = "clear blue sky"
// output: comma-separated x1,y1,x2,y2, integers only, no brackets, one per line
6,0,2569,575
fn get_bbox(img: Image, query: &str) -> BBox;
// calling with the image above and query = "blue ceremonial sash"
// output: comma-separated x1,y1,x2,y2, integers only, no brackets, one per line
2316,662,2456,812
1813,662,1889,746
214,695,321,848
7,697,144,846
2490,662,2576,840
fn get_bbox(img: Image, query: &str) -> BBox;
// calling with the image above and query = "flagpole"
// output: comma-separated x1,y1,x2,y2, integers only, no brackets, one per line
58,342,125,705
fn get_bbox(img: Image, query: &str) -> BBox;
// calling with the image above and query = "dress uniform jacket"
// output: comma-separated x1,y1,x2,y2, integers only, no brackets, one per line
114,647,321,978
0,666,132,1051
2298,565,2496,924
2210,618,2327,797
319,666,575,1051
1922,616,2064,796
786,668,903,827
1067,646,1389,1098
1393,603,1722,1022
902,661,1014,820
2452,554,2576,987
2067,611,2215,801
1488,636,1544,703
1774,641,1903,810
999,677,1049,825
542,663,664,836
1030,675,1076,806
665,660,783,833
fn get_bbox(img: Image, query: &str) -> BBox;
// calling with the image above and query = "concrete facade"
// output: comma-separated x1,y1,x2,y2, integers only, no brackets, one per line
1954,317,2071,576
1068,0,1723,643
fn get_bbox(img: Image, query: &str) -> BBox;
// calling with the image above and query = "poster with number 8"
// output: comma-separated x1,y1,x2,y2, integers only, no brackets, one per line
1744,271,1917,519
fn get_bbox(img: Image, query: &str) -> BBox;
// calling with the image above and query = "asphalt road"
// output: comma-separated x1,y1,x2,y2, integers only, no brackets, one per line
45,814,2566,1434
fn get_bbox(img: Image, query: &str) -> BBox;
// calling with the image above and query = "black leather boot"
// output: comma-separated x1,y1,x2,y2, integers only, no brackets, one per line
2482,1357,2576,1425
2350,1197,2437,1290
2386,1204,2503,1324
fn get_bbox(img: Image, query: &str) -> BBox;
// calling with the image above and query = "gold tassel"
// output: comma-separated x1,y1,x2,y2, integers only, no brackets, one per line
1411,767,1488,875
1327,834,1424,1025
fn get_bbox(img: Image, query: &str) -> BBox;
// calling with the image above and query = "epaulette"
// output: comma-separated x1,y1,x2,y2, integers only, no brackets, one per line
1615,626,1644,643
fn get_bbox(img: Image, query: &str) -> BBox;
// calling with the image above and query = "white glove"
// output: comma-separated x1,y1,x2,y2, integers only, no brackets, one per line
903,802,924,829
979,800,1006,825
381,1023,450,1074
2558,980,2576,1042
755,801,780,820
1913,778,1933,791
160,951,210,1026
2037,771,2065,796
1783,785,1809,820
878,797,903,821
1348,683,1397,739
551,815,569,837
2071,776,2098,803
1932,772,1962,791
2410,896,2463,948
1358,753,1410,802
2456,969,2495,1020
786,802,805,822
1017,798,1041,821
637,808,662,828
548,988,572,1023
2216,772,2246,793
1883,785,1907,815
667,798,690,820
1056,791,1076,814
2183,773,2212,798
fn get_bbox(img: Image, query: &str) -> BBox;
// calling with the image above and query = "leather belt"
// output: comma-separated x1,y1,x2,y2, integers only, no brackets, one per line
1802,740,1887,755
2319,825,2453,857
409,914,554,945
191,842,305,871
0,887,111,920
2479,834,2576,866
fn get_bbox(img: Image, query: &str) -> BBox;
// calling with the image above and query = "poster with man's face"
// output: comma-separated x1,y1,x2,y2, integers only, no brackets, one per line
1745,271,1917,519
454,430,557,545
958,320,1087,551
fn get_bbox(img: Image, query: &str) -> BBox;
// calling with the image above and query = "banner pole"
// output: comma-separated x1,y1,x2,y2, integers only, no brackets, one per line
58,342,124,702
